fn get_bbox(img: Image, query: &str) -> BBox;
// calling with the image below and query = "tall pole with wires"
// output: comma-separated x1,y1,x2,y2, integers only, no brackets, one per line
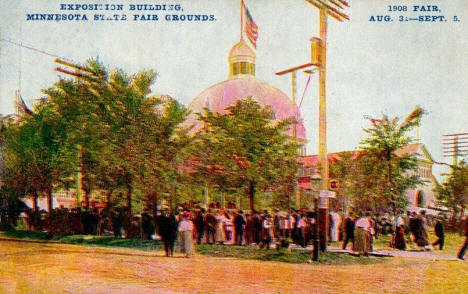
277,0,348,255
443,133,468,166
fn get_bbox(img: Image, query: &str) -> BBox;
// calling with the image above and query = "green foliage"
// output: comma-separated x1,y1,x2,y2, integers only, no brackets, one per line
354,106,425,215
195,97,302,212
1,97,76,215
435,161,468,221
3,229,50,240
3,58,192,217
58,235,163,251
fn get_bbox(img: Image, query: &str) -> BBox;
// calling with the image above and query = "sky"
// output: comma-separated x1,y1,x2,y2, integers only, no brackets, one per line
0,0,466,180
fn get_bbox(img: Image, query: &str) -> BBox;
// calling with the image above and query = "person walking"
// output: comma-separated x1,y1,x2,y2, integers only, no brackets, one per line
193,209,205,245
457,215,468,260
204,210,217,245
160,211,178,257
259,215,273,249
392,223,407,250
432,216,445,250
223,212,233,244
215,210,226,244
342,213,355,250
178,212,195,258
234,210,246,245
417,210,431,250
296,214,306,247
330,211,342,242
354,212,371,255
409,211,420,244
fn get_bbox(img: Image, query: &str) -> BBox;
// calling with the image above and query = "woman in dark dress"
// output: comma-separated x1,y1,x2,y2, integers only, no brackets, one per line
393,224,406,250
160,212,178,257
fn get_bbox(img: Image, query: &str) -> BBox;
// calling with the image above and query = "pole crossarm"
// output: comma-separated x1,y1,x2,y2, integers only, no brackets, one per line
55,58,92,74
276,62,319,76
337,0,349,7
305,0,349,22
443,132,468,136
55,67,98,82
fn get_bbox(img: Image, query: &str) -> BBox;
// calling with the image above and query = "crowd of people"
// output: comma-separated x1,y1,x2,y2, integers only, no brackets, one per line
156,208,317,256
338,210,449,255
21,205,468,259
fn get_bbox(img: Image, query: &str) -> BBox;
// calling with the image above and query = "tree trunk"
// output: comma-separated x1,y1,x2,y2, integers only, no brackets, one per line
32,191,38,213
152,191,158,229
248,181,255,214
46,188,53,216
126,183,132,219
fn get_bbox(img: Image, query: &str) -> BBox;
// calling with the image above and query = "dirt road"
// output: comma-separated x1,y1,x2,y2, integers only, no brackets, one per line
0,240,466,293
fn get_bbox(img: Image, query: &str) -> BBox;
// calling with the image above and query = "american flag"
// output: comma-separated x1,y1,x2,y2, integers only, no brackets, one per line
243,0,258,48
14,90,33,115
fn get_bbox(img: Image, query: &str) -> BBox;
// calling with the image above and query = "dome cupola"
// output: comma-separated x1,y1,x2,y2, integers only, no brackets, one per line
228,41,256,77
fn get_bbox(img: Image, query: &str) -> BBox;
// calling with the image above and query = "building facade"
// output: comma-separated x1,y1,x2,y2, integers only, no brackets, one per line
297,143,439,212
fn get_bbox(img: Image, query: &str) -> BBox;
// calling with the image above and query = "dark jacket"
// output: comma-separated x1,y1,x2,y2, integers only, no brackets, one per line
234,214,246,230
434,221,444,237
160,214,178,240
344,217,355,235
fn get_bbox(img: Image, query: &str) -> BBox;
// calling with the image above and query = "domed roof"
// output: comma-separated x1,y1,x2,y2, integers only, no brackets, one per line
186,75,306,140
229,41,256,64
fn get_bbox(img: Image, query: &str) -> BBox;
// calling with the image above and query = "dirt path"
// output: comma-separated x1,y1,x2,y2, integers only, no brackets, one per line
325,245,462,260
1,240,466,294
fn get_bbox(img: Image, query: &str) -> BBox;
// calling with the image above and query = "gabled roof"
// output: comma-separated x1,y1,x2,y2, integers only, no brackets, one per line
298,151,365,168
299,143,435,167
394,143,434,163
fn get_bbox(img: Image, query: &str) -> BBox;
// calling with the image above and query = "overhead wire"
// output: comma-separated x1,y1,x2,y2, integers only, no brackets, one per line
0,37,75,63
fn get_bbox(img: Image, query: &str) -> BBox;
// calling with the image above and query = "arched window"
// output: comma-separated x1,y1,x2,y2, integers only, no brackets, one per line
416,190,425,207
231,62,255,75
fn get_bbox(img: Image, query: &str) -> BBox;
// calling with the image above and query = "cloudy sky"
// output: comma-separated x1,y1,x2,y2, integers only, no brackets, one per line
1,0,466,179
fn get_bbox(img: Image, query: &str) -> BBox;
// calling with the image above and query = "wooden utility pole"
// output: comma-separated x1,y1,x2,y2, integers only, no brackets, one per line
306,0,348,251
443,133,468,166
276,0,348,253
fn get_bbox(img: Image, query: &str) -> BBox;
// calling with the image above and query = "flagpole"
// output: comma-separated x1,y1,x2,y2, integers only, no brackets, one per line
240,0,244,41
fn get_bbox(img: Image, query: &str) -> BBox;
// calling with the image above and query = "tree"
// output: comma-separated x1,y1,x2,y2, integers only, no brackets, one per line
1,100,76,216
43,60,191,219
359,106,424,216
196,97,301,213
435,161,468,223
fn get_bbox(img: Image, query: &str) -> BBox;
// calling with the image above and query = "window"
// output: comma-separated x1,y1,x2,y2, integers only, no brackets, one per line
240,62,248,74
231,62,254,75
232,63,240,75
249,63,255,75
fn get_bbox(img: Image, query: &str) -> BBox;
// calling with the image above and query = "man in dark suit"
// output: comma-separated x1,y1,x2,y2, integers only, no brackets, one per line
457,216,468,260
234,210,246,245
194,209,206,244
342,213,355,250
408,211,421,244
204,210,217,244
431,217,445,250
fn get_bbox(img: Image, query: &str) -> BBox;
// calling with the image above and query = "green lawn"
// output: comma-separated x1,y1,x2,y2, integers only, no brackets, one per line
1,229,385,265
330,230,465,258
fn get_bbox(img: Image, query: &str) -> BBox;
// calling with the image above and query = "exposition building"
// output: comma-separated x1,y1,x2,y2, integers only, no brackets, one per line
185,40,307,155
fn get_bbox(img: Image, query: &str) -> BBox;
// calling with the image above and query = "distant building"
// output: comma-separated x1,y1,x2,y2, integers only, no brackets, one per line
395,143,439,211
185,40,307,155
297,143,439,211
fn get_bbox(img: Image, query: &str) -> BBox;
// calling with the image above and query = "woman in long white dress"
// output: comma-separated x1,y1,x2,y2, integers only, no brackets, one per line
330,212,342,242
215,211,226,244
178,213,194,257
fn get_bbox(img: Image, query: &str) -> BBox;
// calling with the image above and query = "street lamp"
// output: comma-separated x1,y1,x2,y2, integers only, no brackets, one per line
310,171,321,261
